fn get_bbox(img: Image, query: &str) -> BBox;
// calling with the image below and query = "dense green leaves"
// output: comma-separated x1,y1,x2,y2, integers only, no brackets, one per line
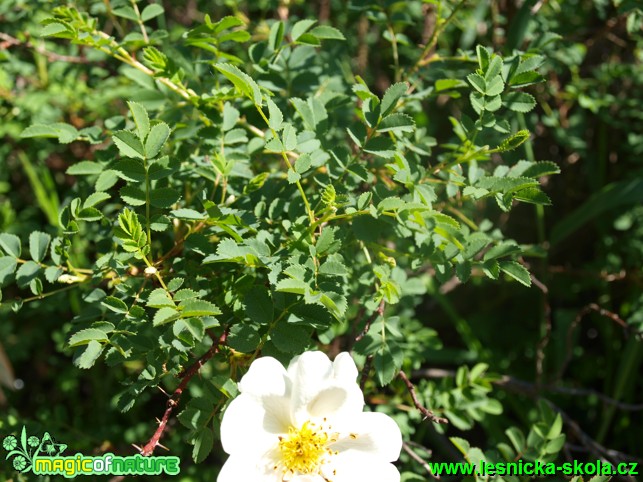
2,1,608,477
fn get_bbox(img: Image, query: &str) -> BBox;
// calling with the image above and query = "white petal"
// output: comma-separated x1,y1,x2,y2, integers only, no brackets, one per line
288,351,334,423
239,356,289,398
290,475,326,482
220,394,290,455
332,352,358,383
330,411,402,462
307,383,364,421
217,453,280,482
323,452,400,482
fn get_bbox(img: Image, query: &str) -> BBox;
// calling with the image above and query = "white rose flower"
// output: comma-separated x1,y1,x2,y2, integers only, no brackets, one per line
218,351,402,482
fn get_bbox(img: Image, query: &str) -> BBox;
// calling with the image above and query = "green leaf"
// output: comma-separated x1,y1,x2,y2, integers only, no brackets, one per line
509,71,545,87
68,328,110,347
319,258,349,276
374,342,404,385
271,322,311,353
168,278,185,291
180,299,222,317
192,427,214,463
503,92,536,112
120,185,147,206
40,22,69,37
467,73,486,94
380,82,408,117
141,4,164,22
267,98,283,130
377,113,415,133
294,154,312,174
83,192,111,208
153,307,181,326
522,161,561,178
309,25,345,40
0,233,21,257
269,21,285,50
73,340,104,369
363,137,396,158
20,123,79,143
150,187,180,208
485,75,505,96
29,231,51,263
95,170,119,191
113,130,145,159
291,19,317,41
499,261,531,286
496,130,530,152
357,192,372,210
170,208,206,220
113,6,138,21
173,289,199,302
16,261,40,288
102,296,129,313
276,278,308,295
282,123,297,151
513,187,552,205
145,122,170,159
0,257,17,285
215,63,262,105
66,161,103,176
127,101,150,141
287,169,301,184
485,55,503,80
114,159,146,182
147,288,175,308
316,226,338,254
484,242,521,261
436,78,467,91
222,103,240,131
244,286,273,324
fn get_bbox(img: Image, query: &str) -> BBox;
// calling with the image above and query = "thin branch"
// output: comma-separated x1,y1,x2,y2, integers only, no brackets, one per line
0,32,87,63
355,299,385,343
543,400,643,467
398,370,448,424
139,331,227,456
414,368,643,412
359,355,373,391
558,302,643,381
402,442,439,479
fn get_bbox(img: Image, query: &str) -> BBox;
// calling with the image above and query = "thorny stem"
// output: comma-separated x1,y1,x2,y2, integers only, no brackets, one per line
398,370,449,424
139,331,227,456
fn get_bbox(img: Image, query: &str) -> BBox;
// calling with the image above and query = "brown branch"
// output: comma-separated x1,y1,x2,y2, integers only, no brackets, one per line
398,370,448,424
414,368,643,412
138,331,227,456
542,400,643,468
0,32,87,64
355,299,385,343
558,302,643,381
402,442,439,479
359,355,373,391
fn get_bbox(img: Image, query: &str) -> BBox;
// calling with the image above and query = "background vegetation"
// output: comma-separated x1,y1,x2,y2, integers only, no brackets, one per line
0,0,641,481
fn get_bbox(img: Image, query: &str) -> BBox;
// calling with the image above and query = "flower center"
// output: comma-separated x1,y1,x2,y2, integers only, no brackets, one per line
277,421,330,474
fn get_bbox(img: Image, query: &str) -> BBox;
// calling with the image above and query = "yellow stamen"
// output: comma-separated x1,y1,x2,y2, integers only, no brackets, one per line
277,421,329,474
